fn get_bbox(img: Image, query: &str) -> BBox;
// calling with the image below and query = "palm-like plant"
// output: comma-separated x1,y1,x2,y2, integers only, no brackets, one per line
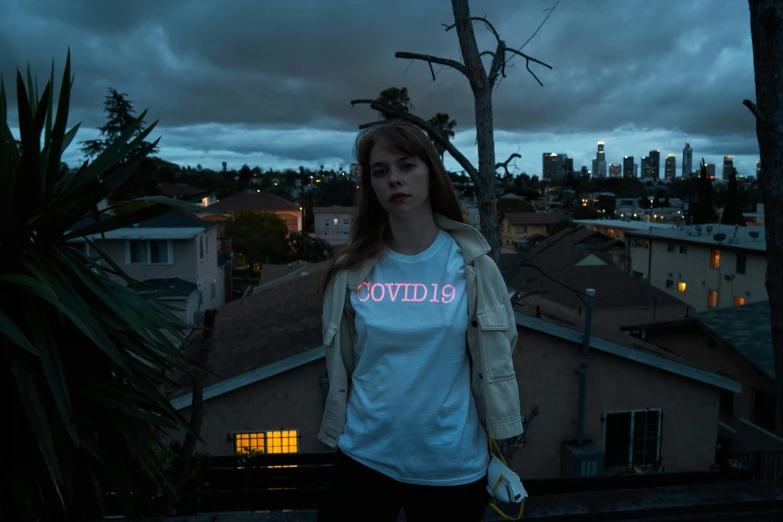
427,112,457,162
377,86,413,120
1,52,209,520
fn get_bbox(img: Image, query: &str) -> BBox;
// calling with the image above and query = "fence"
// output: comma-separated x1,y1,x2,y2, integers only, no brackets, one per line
103,452,756,517
728,451,783,480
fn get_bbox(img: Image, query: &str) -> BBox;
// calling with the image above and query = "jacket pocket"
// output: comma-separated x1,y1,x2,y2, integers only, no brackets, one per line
477,305,515,382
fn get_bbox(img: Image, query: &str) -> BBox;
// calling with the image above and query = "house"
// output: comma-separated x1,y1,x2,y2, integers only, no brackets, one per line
68,213,227,324
200,192,302,233
166,262,740,480
575,218,675,240
313,206,354,247
158,182,217,207
620,300,782,459
623,223,767,311
500,212,564,248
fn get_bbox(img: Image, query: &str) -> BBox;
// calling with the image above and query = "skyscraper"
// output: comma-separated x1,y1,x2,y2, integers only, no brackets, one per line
564,157,574,176
641,156,649,179
723,156,735,180
705,163,716,179
647,150,661,179
594,141,607,178
623,156,635,178
542,152,561,181
609,164,622,178
682,143,692,179
665,154,676,180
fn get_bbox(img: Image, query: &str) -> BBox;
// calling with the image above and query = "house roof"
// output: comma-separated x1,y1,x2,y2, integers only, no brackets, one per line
313,206,356,214
158,183,211,198
68,212,218,240
698,301,774,379
502,212,564,226
208,192,299,213
137,278,197,298
624,223,767,252
167,262,329,400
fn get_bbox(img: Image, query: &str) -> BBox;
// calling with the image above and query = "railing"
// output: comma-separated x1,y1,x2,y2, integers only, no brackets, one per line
103,452,755,516
727,451,783,480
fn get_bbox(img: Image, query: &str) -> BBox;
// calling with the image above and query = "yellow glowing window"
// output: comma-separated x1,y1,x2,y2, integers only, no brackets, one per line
734,296,745,306
708,290,718,308
677,282,686,292
710,248,720,269
234,430,299,455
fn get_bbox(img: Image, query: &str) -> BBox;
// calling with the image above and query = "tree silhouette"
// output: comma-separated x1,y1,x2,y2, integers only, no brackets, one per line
427,112,457,161
80,87,157,159
694,158,718,224
377,86,413,120
721,167,746,226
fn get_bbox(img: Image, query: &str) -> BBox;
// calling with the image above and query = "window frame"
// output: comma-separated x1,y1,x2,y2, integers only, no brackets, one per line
679,244,688,254
603,409,663,470
232,429,300,455
708,290,718,308
126,240,173,265
710,248,720,269
736,253,747,274
677,281,686,292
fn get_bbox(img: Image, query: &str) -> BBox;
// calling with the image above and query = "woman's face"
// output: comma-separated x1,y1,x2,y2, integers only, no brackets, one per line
368,142,431,218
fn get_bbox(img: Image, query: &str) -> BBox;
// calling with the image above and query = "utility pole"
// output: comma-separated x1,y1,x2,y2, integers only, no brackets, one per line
577,288,595,446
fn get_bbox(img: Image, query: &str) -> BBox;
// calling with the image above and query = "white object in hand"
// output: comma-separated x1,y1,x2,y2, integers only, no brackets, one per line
486,455,528,504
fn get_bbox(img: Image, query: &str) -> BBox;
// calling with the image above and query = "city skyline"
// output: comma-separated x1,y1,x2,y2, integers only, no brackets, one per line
0,0,761,177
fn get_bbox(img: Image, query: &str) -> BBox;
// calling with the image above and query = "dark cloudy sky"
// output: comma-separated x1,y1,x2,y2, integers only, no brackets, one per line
1,0,760,178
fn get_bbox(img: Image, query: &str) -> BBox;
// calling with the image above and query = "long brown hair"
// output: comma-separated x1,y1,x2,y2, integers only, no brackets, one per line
318,120,464,297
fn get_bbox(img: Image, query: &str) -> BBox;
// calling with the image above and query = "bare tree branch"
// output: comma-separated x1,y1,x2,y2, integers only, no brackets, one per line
504,48,553,87
394,52,468,79
495,152,521,176
743,99,766,125
518,1,561,51
443,16,501,43
351,98,479,181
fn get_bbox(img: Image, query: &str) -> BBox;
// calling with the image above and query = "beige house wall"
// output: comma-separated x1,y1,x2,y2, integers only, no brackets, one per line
500,218,550,247
627,236,767,312
177,327,723,480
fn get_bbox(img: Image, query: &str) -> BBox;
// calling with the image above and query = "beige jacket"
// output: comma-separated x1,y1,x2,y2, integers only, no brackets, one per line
317,214,523,447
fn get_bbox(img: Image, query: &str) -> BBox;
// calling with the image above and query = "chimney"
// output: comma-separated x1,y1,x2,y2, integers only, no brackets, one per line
222,237,233,302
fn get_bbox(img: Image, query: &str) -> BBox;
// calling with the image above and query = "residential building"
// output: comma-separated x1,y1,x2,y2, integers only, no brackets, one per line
723,156,735,181
313,206,355,246
623,301,781,457
624,224,767,311
158,182,217,207
665,154,676,180
683,143,693,179
622,156,634,178
647,150,660,180
68,213,227,324
500,212,564,248
201,191,302,233
576,219,676,240
460,200,481,228
164,264,740,480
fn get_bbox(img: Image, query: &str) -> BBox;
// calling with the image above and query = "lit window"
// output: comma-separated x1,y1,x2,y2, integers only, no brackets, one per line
708,290,718,308
677,282,686,292
333,218,339,225
617,230,623,238
734,296,745,306
234,430,299,455
710,248,720,269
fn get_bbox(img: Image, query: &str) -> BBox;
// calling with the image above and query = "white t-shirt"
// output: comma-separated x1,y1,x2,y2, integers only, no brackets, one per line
338,230,488,486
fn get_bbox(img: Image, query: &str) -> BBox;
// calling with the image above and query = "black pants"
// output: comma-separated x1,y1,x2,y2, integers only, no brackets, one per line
317,449,489,522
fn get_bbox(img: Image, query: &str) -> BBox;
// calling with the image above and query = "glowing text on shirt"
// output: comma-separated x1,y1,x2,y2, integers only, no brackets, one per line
356,282,457,304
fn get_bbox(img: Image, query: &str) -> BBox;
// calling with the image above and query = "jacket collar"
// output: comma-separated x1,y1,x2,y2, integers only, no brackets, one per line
345,213,490,289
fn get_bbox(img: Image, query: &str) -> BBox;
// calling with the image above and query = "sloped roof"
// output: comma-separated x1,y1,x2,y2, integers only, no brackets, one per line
502,212,564,226
208,192,299,213
699,301,774,379
69,212,217,232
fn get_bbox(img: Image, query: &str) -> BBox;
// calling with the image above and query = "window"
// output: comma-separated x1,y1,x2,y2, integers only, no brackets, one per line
333,218,339,225
708,290,718,308
736,253,746,274
210,279,216,300
734,296,745,306
665,279,674,288
604,409,662,470
719,388,734,416
679,244,688,254
667,243,675,252
710,248,720,269
206,235,210,257
617,230,624,238
199,236,205,261
632,239,650,249
751,388,777,432
343,218,350,225
128,240,170,264
515,225,527,234
233,430,299,455
632,270,645,279
677,281,686,292
323,219,329,227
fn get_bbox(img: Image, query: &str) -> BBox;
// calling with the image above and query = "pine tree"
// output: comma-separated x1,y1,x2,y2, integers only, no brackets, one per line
721,167,746,226
80,87,158,159
694,158,718,224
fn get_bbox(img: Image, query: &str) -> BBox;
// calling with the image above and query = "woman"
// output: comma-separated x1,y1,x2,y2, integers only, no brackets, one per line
317,120,522,522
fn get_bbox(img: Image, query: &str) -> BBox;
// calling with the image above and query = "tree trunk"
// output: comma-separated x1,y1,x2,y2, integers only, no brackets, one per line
747,0,783,431
451,0,501,262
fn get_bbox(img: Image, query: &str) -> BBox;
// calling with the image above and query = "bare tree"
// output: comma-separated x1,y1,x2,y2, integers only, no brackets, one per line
745,0,783,430
352,0,555,261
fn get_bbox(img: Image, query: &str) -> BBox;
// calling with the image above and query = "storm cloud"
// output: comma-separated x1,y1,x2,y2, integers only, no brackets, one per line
0,0,760,176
